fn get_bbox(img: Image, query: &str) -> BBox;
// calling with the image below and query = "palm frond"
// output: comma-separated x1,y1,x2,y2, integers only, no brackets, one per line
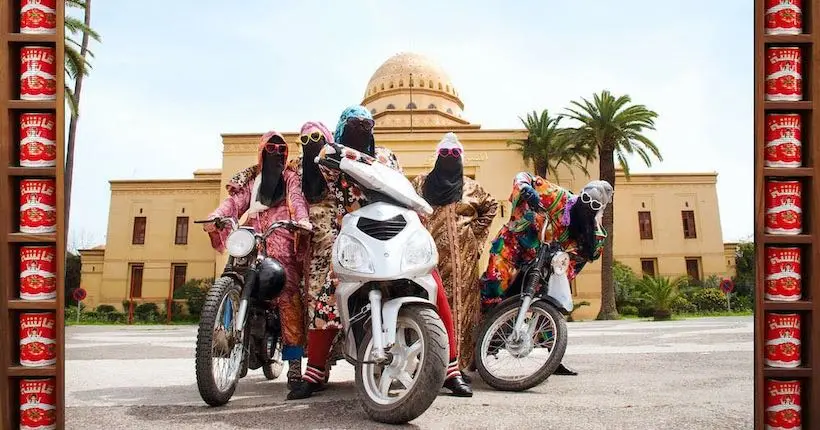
65,85,79,118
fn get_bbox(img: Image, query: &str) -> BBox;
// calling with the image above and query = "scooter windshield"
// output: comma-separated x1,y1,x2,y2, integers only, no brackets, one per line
338,157,434,215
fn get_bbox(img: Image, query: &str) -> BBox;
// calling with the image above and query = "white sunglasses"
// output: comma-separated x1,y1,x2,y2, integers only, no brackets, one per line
580,191,605,211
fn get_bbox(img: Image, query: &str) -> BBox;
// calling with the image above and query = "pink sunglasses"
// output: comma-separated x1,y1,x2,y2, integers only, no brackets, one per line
438,147,462,158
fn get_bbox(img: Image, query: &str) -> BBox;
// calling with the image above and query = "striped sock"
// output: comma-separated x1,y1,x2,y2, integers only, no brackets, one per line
303,365,326,384
446,359,460,380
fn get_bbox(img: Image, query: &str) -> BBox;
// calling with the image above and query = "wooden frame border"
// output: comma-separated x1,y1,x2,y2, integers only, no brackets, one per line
755,1,820,428
0,0,66,428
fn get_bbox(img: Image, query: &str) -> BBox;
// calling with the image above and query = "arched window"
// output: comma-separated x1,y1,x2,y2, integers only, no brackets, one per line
438,83,443,90
428,80,433,88
427,103,436,109
446,108,453,114
390,81,394,89
407,102,417,109
370,108,377,115
386,104,396,110
399,80,404,87
446,85,450,93
409,79,414,87
380,83,385,90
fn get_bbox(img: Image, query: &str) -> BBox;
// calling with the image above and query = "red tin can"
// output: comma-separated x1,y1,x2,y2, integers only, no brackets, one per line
765,379,802,430
765,113,802,168
20,46,56,101
19,378,56,430
20,179,57,234
20,246,57,301
766,47,803,101
20,0,57,35
765,313,801,368
765,247,802,301
765,0,803,35
19,112,57,167
765,180,802,235
19,312,57,367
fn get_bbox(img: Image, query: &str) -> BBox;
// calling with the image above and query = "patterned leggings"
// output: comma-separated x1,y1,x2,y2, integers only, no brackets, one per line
479,225,540,307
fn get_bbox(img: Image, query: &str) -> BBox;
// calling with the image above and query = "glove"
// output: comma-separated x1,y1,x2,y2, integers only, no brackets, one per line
519,185,541,209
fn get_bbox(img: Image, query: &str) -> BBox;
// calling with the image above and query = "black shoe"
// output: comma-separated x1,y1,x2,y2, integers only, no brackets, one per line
286,381,322,400
443,375,473,397
460,370,472,384
553,363,578,376
286,378,301,391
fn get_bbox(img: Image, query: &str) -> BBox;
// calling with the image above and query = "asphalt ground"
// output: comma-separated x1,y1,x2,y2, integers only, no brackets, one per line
64,316,752,429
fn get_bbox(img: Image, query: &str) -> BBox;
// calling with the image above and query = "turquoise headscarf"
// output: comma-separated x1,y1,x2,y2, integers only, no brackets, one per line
334,105,375,155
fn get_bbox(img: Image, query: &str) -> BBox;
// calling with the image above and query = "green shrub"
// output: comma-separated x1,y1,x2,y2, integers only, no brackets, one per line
121,300,132,312
175,278,212,317
96,304,117,314
620,305,639,316
732,294,754,311
614,261,640,309
671,295,697,314
635,275,687,321
134,302,161,322
689,288,727,313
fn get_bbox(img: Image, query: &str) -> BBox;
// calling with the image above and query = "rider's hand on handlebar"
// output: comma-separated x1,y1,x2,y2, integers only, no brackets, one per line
202,217,221,233
295,219,313,232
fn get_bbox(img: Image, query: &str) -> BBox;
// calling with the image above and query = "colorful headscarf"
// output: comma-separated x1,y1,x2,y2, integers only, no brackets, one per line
334,105,375,155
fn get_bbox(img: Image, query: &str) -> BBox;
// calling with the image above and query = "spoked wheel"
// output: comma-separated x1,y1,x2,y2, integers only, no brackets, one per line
195,277,246,406
354,305,447,424
262,334,284,380
475,299,567,391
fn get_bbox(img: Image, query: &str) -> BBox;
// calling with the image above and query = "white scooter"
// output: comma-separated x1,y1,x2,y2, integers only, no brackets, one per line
316,144,448,425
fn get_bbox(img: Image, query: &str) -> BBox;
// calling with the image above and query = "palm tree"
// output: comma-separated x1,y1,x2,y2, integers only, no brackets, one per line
508,109,596,179
636,275,686,321
563,91,661,320
64,0,100,232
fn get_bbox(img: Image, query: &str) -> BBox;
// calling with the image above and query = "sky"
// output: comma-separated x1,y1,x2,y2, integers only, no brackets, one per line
66,0,752,248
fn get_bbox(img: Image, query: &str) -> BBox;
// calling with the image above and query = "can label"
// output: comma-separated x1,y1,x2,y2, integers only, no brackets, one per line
19,312,57,367
20,0,57,35
765,247,801,301
20,246,57,300
765,313,801,368
765,180,802,235
19,113,57,167
20,46,56,101
766,47,802,101
20,179,57,234
765,0,803,35
19,378,56,430
765,379,802,430
765,114,802,168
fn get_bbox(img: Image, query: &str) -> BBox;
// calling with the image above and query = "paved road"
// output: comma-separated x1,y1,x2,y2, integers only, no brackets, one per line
65,317,753,429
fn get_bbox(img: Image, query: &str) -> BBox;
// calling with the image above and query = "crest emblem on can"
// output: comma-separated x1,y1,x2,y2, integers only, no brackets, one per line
765,114,802,168
19,246,57,300
19,378,56,430
19,113,57,167
765,180,802,235
766,47,803,101
765,0,803,35
19,0,57,35
765,313,801,368
765,247,801,301
765,379,802,430
19,312,57,367
20,46,56,101
20,179,57,234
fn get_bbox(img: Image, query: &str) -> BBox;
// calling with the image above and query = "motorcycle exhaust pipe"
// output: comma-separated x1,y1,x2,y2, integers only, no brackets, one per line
368,289,387,362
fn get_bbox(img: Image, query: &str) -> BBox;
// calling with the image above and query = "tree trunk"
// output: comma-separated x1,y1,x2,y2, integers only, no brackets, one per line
597,149,619,320
534,158,548,178
64,0,92,234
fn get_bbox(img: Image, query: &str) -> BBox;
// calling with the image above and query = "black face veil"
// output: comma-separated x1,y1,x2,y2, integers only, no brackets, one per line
258,135,287,207
423,153,464,206
301,135,328,203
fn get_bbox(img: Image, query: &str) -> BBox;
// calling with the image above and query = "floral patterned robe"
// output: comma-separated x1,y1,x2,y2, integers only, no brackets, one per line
412,175,498,369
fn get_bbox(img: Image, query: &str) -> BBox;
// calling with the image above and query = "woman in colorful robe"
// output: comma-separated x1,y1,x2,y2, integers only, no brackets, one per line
411,132,498,378
478,175,613,375
288,106,472,399
204,131,311,388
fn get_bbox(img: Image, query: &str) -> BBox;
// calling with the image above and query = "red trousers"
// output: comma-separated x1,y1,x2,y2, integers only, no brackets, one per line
303,271,459,383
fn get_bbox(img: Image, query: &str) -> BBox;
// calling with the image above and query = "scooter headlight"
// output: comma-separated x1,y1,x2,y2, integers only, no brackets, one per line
336,233,374,273
401,230,435,271
226,229,256,258
551,251,570,276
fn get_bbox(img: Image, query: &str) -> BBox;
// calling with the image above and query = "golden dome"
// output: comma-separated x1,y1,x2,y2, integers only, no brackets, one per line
362,52,463,106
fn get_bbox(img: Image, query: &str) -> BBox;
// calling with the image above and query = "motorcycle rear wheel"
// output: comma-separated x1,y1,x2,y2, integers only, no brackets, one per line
354,305,447,424
475,299,567,391
195,277,244,406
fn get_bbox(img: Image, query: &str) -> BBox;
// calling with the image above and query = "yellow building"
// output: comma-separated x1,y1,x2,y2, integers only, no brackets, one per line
80,52,732,320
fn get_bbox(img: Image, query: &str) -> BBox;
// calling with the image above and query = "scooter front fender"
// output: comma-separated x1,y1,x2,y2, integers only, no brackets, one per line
381,297,437,347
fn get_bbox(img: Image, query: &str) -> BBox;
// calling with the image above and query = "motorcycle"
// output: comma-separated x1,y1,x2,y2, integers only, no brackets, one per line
474,209,572,392
192,216,311,406
315,144,448,424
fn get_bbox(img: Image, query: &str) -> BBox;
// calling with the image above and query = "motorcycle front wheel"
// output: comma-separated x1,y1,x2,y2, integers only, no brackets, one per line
195,277,245,406
474,299,567,392
354,305,447,424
